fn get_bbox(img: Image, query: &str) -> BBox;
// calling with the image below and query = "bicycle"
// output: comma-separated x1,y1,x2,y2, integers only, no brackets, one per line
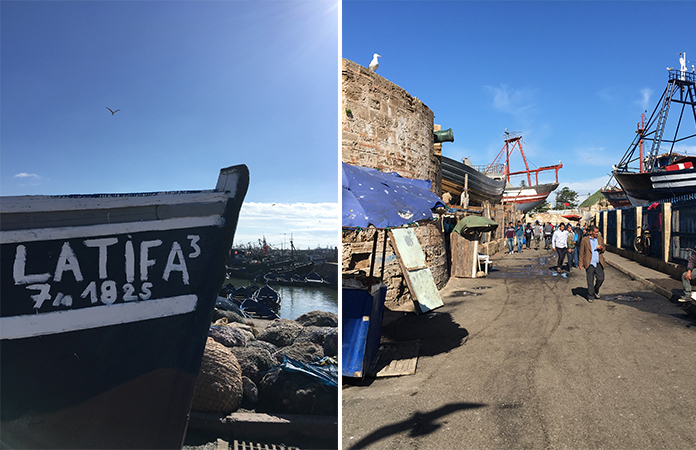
634,226,651,255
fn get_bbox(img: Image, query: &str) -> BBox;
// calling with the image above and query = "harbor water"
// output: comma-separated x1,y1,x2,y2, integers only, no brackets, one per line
226,278,338,320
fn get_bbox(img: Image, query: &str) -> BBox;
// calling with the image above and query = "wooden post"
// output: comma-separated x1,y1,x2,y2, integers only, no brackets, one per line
602,210,608,241
663,202,672,263
369,230,379,279
381,228,388,280
461,173,469,209
616,209,622,249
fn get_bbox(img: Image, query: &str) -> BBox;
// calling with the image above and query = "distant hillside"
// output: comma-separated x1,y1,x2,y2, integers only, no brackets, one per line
580,190,606,208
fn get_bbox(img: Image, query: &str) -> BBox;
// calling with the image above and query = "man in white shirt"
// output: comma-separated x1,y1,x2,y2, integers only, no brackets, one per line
552,223,568,273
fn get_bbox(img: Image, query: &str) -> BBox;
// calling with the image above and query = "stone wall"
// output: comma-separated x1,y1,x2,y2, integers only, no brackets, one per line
341,58,448,309
342,58,440,195
342,222,448,311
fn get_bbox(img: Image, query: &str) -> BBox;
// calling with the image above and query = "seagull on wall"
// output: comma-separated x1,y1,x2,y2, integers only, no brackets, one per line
106,107,121,115
369,53,381,72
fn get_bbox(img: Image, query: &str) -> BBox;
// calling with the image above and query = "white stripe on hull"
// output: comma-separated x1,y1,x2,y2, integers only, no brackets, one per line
503,194,549,204
0,294,198,340
650,172,696,182
652,180,696,189
1,215,224,244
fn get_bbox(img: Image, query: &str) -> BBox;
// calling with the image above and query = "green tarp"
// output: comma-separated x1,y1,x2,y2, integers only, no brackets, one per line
453,216,498,235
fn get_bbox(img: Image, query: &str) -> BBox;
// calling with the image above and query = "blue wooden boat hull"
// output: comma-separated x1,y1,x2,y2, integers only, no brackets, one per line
241,298,280,319
0,165,249,449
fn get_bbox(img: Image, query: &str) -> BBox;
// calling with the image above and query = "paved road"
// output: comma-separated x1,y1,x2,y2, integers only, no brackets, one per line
342,249,696,449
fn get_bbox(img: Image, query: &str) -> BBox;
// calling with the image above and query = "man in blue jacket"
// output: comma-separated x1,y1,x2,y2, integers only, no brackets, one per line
515,220,525,253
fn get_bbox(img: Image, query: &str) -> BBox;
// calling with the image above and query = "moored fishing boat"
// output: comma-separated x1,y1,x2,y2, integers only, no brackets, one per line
613,59,696,206
252,284,281,311
231,286,253,304
240,297,280,319
0,164,249,449
305,270,325,285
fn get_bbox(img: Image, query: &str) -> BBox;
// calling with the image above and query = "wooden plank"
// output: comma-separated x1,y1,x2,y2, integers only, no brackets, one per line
389,228,444,313
450,232,476,278
369,340,420,377
389,227,426,270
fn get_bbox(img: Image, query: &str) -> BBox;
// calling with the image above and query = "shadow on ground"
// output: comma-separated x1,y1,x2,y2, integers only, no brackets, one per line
345,402,486,449
379,309,469,357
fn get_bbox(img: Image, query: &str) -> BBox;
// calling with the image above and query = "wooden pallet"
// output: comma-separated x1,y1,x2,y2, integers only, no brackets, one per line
368,340,420,377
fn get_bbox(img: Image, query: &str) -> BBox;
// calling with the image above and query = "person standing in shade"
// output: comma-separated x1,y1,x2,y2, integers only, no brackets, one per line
678,247,696,303
552,223,568,273
515,220,525,253
505,222,515,254
532,221,543,250
579,225,606,302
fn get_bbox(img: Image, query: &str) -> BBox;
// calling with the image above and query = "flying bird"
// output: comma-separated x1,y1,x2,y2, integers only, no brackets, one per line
106,107,121,115
368,53,381,72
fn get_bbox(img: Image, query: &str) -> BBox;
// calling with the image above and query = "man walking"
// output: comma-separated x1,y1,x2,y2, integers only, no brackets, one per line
552,223,568,273
678,247,696,303
505,222,515,254
524,223,533,250
543,222,554,249
566,225,577,273
579,225,606,302
532,221,542,250
515,220,524,253
571,224,583,269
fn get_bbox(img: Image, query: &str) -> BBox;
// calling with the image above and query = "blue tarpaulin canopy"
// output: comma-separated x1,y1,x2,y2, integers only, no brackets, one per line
342,162,445,228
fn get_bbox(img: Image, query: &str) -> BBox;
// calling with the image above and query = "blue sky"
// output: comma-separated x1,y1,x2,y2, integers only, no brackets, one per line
343,1,696,204
1,0,339,249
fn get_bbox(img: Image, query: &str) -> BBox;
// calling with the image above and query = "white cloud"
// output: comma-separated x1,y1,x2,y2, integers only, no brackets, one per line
233,202,338,249
597,86,618,103
637,88,653,111
484,84,538,117
13,172,44,187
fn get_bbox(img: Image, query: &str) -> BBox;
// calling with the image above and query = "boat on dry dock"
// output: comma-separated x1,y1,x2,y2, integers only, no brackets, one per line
483,132,562,213
601,178,632,209
0,164,249,449
613,59,696,206
441,156,507,207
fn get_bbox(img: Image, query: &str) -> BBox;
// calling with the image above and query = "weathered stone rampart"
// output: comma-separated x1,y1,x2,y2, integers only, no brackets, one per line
341,58,447,309
342,59,441,195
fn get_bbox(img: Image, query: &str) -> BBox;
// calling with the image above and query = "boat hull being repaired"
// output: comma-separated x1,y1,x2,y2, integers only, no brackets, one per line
613,167,696,206
601,187,631,209
0,165,249,449
440,156,506,206
502,182,558,213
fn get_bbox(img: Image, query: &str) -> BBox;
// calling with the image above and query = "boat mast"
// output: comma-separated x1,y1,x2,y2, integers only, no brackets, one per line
638,112,645,173
619,54,696,173
486,131,562,186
